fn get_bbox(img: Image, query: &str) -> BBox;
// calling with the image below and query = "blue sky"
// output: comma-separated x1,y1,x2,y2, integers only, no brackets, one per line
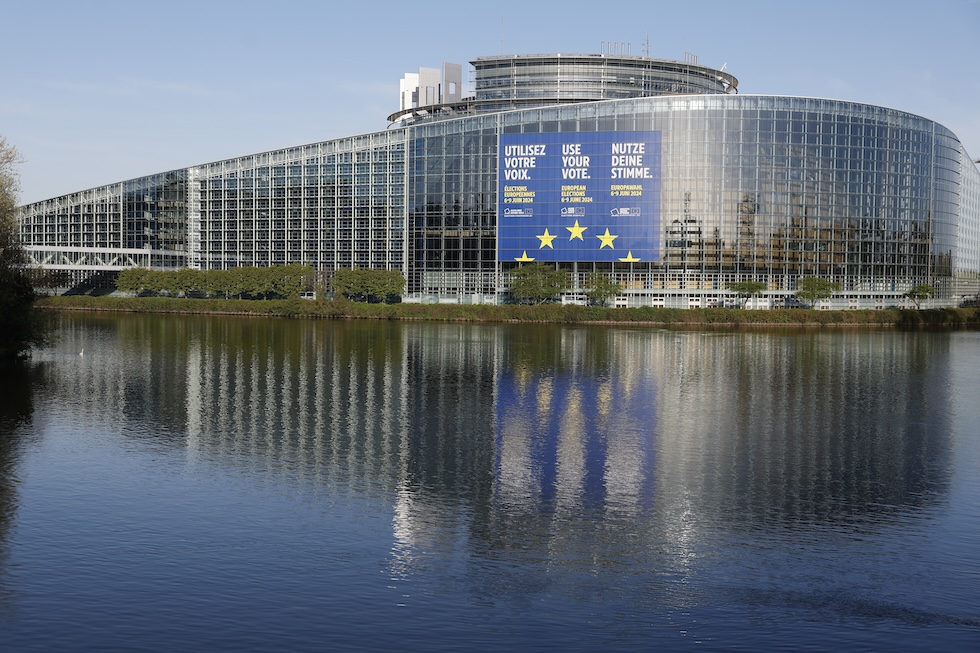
3,0,979,204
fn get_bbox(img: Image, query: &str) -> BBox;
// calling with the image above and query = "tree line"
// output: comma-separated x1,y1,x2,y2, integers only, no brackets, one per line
329,268,405,303
115,265,407,303
508,263,622,305
111,263,941,308
116,264,316,299
511,265,937,308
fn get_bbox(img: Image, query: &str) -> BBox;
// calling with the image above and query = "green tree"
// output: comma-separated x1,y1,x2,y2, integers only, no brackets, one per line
115,267,151,294
795,277,841,308
508,263,570,304
271,263,314,299
167,268,203,297
376,269,406,303
359,270,384,302
331,267,364,301
331,268,405,303
0,137,48,361
225,268,247,299
138,268,166,295
202,268,223,297
904,284,934,309
249,266,276,299
582,272,621,306
727,280,767,308
212,268,238,298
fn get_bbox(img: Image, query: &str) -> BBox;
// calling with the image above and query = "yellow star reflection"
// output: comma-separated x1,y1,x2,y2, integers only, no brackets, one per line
618,251,641,262
537,228,557,249
597,228,618,249
515,251,535,262
566,220,587,241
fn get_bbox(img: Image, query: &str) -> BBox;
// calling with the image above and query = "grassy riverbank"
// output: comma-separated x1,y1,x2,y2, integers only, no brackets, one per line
35,295,980,328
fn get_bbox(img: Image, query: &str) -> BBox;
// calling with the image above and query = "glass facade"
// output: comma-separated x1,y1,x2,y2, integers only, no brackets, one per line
17,56,980,307
403,95,978,306
191,133,406,272
389,53,737,127
472,53,736,107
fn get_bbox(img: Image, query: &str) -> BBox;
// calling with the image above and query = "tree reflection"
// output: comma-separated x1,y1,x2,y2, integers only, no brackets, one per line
0,360,40,609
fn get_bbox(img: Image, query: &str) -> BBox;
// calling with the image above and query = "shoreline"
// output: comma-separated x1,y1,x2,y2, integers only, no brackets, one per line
36,296,980,329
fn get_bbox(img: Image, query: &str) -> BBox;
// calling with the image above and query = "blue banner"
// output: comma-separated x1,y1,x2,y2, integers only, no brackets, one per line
497,131,661,263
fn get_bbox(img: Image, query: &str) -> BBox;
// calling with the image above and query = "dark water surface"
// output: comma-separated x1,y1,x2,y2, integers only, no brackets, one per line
1,313,978,651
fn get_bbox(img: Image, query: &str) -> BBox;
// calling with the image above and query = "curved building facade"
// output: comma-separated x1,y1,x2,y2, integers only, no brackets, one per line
389,52,737,125
17,53,980,308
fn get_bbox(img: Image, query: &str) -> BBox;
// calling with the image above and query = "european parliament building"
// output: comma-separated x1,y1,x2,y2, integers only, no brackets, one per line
18,52,980,308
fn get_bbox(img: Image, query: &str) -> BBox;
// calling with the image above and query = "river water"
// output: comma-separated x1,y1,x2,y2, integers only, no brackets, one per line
0,313,977,651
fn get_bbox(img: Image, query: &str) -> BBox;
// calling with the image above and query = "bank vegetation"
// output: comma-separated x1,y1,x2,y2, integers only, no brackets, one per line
35,295,980,328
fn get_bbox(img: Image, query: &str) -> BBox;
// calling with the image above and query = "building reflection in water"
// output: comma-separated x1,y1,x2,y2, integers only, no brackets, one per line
652,330,952,528
493,326,658,517
33,315,955,589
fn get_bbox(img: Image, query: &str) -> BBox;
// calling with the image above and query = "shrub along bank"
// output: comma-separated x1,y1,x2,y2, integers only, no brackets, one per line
35,295,980,328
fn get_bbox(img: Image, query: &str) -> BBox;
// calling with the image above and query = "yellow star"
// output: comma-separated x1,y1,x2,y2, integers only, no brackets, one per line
618,251,641,262
566,220,587,241
597,228,618,249
515,251,535,262
536,228,557,249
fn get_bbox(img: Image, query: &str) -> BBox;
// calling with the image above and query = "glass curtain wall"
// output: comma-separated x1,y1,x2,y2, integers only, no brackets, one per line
955,157,980,300
19,184,125,250
417,94,966,306
194,132,407,276
407,116,499,301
